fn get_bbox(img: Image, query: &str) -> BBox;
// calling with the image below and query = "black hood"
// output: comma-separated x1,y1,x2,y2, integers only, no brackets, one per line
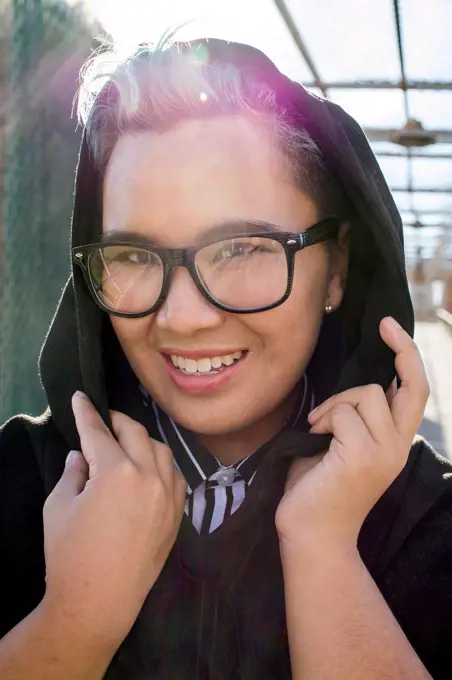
39,38,413,452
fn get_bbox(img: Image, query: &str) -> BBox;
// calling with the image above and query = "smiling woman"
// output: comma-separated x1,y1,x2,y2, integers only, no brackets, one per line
0,35,451,680
102,120,334,443
76,42,349,450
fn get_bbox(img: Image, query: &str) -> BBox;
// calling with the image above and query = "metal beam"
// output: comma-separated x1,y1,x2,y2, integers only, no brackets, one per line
400,210,452,217
402,227,452,230
375,151,452,159
393,0,410,120
273,0,328,97
391,188,452,194
302,80,452,91
391,0,415,209
399,209,452,215
365,128,452,144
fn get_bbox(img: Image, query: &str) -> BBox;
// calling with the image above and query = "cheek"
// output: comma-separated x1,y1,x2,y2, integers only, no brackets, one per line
110,316,154,355
289,261,328,319
250,260,327,368
248,297,322,362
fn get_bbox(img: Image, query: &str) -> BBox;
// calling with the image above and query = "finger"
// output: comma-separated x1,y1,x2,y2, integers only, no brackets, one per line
110,410,159,473
153,441,182,492
110,411,179,493
308,384,395,444
310,402,370,446
385,377,397,409
173,469,188,517
72,392,124,474
50,451,88,504
379,317,430,439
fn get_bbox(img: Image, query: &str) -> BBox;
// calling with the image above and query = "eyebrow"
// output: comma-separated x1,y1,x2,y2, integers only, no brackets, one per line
100,219,287,247
100,230,158,247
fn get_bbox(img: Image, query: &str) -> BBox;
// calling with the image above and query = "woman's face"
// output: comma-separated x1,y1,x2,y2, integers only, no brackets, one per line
103,115,346,436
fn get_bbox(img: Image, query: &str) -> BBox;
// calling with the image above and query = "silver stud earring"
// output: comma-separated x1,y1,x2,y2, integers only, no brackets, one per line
325,296,333,314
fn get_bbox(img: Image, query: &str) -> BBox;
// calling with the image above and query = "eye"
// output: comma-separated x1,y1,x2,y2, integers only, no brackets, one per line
216,239,262,261
129,251,151,264
123,250,152,264
223,243,248,258
105,247,155,266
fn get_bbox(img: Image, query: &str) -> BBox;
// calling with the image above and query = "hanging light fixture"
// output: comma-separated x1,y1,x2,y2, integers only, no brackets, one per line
391,119,437,148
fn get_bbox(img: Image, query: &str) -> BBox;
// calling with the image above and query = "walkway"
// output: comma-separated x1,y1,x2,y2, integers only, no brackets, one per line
415,320,452,459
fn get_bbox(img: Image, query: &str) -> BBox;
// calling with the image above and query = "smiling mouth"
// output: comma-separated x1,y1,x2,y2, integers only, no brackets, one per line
169,350,246,375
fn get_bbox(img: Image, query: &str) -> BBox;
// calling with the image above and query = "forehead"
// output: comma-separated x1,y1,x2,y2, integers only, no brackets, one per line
102,115,318,246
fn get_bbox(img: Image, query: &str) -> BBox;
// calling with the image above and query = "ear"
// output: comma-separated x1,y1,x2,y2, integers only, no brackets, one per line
326,221,350,311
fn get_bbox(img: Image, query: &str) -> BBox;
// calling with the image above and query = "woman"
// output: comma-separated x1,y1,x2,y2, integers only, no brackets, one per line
0,37,450,679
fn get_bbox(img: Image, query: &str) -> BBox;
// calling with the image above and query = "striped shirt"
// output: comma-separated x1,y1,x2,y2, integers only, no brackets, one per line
141,375,314,535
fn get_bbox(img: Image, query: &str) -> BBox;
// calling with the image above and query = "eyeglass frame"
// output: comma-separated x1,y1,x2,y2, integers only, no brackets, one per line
72,216,341,318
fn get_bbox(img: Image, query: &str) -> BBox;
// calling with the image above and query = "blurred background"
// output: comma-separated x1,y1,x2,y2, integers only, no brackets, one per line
1,0,451,456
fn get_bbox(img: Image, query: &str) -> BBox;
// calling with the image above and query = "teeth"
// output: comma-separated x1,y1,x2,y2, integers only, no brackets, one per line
197,358,212,373
184,359,198,374
169,351,244,374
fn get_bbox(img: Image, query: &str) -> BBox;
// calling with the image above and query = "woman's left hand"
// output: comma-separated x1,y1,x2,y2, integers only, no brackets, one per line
275,316,430,553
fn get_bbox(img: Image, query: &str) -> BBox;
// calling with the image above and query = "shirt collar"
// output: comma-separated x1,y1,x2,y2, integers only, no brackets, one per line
141,374,315,492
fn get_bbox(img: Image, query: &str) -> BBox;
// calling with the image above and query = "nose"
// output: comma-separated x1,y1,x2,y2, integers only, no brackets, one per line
155,267,223,336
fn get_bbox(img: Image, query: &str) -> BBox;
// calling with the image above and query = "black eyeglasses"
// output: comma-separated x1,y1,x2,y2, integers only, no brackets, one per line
72,217,340,317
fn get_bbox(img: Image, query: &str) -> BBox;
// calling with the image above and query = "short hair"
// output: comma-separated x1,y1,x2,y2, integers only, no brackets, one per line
78,38,348,218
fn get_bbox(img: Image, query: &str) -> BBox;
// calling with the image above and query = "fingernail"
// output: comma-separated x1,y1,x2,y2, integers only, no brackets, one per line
308,406,319,420
73,390,87,400
72,391,88,410
65,450,78,466
72,392,88,415
387,316,402,331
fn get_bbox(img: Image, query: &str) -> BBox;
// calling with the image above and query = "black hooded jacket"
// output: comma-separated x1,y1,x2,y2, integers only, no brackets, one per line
1,39,452,679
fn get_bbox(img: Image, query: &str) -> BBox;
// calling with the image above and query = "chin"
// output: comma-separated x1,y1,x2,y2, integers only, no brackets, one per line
163,398,266,436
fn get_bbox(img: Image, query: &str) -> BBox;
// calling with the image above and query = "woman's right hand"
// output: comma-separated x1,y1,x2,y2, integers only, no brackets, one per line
41,391,186,649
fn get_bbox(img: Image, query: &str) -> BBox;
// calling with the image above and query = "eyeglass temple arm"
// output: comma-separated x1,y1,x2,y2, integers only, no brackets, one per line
73,251,87,270
301,218,341,248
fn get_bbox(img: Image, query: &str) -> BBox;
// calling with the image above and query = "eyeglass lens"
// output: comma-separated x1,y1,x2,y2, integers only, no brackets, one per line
88,236,289,314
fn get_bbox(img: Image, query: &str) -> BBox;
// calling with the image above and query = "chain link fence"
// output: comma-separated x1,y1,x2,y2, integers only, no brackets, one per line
0,0,104,422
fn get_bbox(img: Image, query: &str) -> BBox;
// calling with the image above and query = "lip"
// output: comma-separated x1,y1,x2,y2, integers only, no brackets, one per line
162,351,249,394
160,347,246,359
